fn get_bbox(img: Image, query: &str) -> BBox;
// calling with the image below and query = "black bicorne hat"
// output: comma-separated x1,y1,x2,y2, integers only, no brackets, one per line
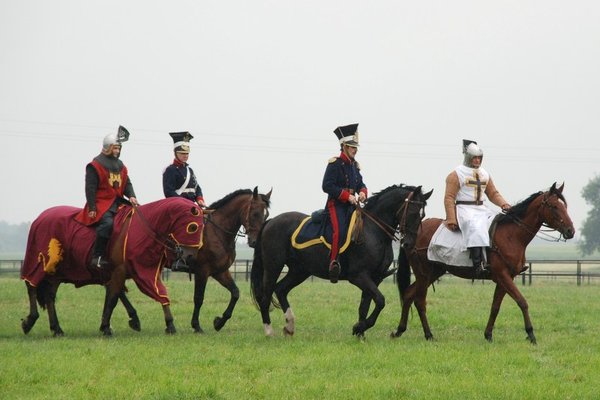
169,131,194,153
333,123,359,147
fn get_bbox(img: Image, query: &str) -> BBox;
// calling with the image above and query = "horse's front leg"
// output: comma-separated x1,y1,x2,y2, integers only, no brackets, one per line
212,270,240,331
100,267,126,336
497,273,536,344
21,281,39,334
191,271,209,333
349,273,385,338
484,284,507,342
118,289,141,331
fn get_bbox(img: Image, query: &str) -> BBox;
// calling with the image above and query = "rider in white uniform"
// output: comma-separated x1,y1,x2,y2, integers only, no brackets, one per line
444,140,511,275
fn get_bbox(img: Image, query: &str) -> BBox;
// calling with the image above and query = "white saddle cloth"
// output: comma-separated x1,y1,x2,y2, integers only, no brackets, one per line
427,215,497,267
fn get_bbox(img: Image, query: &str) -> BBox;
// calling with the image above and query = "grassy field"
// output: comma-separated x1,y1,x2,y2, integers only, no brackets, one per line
1,275,599,399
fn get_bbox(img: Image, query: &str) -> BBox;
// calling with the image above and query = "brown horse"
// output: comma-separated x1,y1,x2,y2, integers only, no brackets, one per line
21,197,204,336
189,187,272,333
392,183,575,344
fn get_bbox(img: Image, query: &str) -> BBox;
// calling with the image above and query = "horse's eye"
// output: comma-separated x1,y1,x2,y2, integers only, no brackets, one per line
187,222,199,234
191,207,200,216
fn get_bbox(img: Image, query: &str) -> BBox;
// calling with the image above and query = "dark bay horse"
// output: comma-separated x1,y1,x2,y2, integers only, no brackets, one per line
189,187,272,333
392,183,575,344
251,184,432,338
21,197,204,336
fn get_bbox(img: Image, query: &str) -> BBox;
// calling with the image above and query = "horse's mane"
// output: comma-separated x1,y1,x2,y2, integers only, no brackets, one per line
208,189,271,209
364,184,418,211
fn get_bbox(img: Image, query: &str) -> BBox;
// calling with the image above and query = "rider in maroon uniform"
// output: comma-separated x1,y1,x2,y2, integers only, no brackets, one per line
75,126,139,269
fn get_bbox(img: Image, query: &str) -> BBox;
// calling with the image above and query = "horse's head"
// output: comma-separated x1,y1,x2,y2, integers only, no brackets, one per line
539,183,575,240
244,186,272,248
399,186,433,250
163,199,205,262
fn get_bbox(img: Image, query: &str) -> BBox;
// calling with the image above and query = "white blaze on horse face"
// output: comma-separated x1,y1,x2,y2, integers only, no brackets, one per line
264,323,274,337
284,307,296,335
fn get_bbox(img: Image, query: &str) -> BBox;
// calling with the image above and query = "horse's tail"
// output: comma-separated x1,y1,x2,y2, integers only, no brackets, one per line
396,247,412,305
250,220,278,309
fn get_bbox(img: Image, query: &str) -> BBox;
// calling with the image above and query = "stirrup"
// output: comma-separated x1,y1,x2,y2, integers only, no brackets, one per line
90,256,109,269
329,260,340,284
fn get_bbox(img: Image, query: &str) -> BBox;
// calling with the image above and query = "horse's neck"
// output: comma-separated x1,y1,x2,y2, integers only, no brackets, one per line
509,199,544,245
211,195,248,232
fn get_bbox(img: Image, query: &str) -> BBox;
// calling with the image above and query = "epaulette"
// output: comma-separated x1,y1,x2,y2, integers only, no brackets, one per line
328,157,338,164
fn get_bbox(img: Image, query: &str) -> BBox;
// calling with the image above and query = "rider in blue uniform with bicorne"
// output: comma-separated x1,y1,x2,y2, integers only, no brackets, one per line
322,123,368,283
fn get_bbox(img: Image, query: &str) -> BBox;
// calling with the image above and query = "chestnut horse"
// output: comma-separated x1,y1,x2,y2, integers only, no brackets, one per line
189,187,272,333
21,197,204,336
251,184,432,338
392,183,575,344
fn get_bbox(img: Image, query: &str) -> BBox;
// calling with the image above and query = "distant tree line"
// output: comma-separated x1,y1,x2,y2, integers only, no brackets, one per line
579,174,600,256
0,221,30,254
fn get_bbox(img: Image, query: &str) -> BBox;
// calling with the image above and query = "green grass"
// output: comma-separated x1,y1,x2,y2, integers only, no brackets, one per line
1,276,599,399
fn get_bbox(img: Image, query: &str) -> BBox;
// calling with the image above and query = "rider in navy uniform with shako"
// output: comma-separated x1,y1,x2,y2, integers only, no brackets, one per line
322,123,368,283
162,131,206,207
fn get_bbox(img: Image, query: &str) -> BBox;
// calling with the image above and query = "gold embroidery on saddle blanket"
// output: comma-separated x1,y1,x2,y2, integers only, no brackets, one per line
37,238,64,275
291,210,359,253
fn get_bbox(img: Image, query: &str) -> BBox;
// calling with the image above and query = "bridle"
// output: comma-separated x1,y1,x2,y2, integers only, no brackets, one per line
205,197,269,239
503,192,568,242
357,190,426,242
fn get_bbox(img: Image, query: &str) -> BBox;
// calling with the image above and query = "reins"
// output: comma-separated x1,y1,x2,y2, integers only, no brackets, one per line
357,191,423,242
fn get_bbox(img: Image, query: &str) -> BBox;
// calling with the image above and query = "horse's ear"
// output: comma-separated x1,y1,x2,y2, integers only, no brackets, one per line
557,182,565,193
415,185,422,194
253,186,258,199
265,187,273,200
550,182,557,193
424,189,434,201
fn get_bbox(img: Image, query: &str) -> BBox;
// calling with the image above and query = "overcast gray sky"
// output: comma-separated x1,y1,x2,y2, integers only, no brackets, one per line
1,1,599,239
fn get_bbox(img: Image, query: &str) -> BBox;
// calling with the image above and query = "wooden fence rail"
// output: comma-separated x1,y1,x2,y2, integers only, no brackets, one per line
2,259,600,286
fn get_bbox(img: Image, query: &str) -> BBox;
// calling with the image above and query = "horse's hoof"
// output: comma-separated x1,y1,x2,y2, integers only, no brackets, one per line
53,329,64,337
213,316,226,331
485,333,493,342
165,326,177,335
101,327,113,337
21,319,33,335
390,331,401,339
129,318,141,332
283,326,294,337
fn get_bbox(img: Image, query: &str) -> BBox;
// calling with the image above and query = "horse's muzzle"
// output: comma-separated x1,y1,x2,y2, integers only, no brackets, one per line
562,226,575,240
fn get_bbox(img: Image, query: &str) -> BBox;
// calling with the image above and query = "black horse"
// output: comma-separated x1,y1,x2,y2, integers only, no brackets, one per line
251,184,432,338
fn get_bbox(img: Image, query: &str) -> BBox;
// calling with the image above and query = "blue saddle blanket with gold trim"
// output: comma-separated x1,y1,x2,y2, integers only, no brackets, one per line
291,210,357,253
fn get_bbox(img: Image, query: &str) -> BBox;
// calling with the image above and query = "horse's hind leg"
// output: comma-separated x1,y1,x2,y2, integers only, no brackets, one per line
273,269,310,336
44,282,64,337
392,281,417,338
118,289,141,331
21,282,39,334
212,270,240,332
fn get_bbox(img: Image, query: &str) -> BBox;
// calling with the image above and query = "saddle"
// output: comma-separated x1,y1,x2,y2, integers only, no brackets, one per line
291,210,359,253
427,214,501,267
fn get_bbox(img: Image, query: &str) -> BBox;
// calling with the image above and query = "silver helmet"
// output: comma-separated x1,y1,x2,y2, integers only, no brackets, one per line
102,125,130,151
462,139,483,167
